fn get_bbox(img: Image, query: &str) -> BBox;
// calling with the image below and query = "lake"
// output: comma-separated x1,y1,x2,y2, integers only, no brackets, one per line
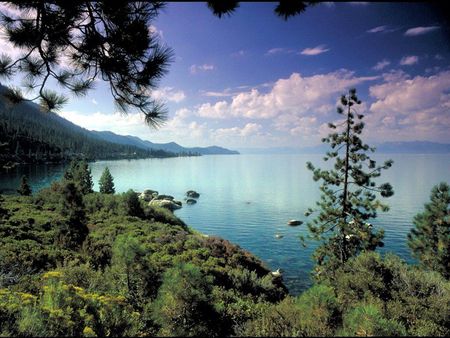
1,153,449,295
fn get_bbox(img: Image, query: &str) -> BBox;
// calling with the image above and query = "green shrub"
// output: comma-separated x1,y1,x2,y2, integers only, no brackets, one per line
152,263,221,337
295,284,340,336
340,303,406,336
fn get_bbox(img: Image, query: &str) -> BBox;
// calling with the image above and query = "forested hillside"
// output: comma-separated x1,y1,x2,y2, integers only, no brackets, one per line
0,86,176,167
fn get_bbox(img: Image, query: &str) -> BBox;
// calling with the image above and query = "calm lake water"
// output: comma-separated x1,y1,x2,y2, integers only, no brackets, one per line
1,153,449,295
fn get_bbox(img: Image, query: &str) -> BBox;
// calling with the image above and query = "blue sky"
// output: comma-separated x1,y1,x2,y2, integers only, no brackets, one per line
2,2,450,149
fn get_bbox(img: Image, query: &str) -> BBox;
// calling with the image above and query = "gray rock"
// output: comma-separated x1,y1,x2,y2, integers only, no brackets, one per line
186,198,197,205
149,199,182,211
153,194,174,201
186,190,200,198
287,220,303,226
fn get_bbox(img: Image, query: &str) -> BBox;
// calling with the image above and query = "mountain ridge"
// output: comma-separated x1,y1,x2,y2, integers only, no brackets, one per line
90,130,239,155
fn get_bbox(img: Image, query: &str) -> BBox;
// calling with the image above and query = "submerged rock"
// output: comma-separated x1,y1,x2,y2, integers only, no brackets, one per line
287,220,303,226
186,198,197,205
186,190,200,198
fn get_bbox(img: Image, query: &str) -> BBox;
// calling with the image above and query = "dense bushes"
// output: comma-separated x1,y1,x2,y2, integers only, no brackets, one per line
1,175,449,336
0,188,287,336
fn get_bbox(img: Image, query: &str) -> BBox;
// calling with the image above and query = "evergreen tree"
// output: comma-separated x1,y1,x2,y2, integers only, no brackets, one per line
99,167,115,194
76,160,94,195
122,189,143,218
0,2,172,127
17,175,32,196
58,181,88,247
407,182,450,279
305,88,394,278
63,159,93,194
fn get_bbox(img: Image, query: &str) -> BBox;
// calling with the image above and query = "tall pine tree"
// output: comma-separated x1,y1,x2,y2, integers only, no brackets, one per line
305,88,394,278
63,159,93,195
407,182,450,279
99,167,115,194
17,175,32,196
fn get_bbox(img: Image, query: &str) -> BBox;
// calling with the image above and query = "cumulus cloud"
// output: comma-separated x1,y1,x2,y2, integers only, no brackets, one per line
404,26,440,36
194,70,378,121
399,55,419,66
373,59,391,71
300,45,330,56
366,70,450,142
151,87,186,103
190,64,215,74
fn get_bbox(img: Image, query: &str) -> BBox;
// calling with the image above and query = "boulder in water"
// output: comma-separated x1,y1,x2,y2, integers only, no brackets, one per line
287,220,303,226
186,190,200,198
186,198,197,205
149,199,182,211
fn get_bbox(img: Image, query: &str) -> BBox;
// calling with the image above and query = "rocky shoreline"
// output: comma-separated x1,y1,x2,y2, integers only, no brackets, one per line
138,189,200,211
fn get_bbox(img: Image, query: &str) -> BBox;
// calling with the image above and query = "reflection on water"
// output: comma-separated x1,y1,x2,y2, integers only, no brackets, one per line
1,154,449,295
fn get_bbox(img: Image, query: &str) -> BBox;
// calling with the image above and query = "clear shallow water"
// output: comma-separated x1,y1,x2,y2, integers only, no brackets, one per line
1,154,449,295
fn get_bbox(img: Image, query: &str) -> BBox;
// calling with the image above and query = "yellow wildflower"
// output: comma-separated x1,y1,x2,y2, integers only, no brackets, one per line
83,326,96,337
43,271,63,279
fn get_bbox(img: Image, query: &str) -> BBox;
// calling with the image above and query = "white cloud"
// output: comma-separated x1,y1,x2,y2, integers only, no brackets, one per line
151,87,186,103
373,59,391,71
366,70,450,142
197,101,230,119
193,70,378,122
399,55,419,66
404,26,440,36
190,64,215,74
300,45,330,56
91,99,98,105
367,25,387,33
265,48,295,56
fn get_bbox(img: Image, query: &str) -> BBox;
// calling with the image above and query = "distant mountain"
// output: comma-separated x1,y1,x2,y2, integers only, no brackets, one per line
239,141,450,154
0,84,238,168
0,86,177,166
91,130,239,155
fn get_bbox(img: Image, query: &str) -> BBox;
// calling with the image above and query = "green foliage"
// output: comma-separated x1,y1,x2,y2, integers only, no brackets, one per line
1,170,289,338
407,182,450,279
5,168,449,337
340,303,406,336
241,297,303,337
329,251,450,336
152,263,221,337
0,101,176,165
99,167,115,194
207,1,314,20
57,182,88,248
121,189,143,217
111,234,159,306
0,2,173,126
295,284,340,336
64,159,94,195
17,175,32,196
305,88,393,277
